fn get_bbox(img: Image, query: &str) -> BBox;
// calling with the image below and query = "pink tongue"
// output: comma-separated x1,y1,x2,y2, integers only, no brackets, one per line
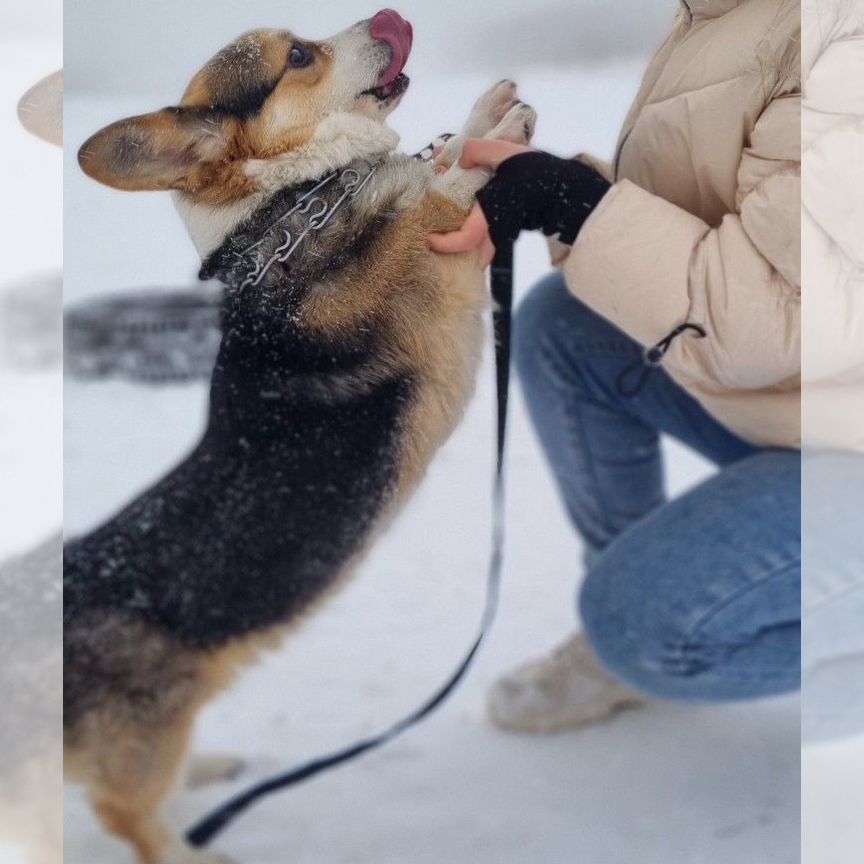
370,8,413,87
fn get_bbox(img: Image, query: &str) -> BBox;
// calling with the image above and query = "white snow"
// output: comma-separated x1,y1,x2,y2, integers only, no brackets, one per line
803,735,864,864
60,3,804,863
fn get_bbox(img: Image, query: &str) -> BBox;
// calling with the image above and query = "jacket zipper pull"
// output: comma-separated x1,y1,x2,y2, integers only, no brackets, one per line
616,322,707,398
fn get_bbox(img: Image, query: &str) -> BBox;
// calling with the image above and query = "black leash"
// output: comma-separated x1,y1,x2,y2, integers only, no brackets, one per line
186,241,515,849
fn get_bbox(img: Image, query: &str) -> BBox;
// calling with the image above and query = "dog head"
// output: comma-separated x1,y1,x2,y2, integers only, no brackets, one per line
78,10,413,205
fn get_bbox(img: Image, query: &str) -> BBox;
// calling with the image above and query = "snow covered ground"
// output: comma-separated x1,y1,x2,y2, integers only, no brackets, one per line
804,737,864,864
61,3,803,863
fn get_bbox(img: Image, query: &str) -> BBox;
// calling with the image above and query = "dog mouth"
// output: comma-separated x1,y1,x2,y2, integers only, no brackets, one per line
362,9,413,101
361,72,410,102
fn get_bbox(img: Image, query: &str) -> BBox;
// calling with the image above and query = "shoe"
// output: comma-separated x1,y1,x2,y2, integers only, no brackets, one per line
487,632,649,733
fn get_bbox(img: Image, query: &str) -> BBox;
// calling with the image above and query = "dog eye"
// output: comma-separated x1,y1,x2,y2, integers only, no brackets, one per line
288,44,313,68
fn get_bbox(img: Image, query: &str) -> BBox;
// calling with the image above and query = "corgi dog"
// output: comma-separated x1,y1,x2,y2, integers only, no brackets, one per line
67,10,535,863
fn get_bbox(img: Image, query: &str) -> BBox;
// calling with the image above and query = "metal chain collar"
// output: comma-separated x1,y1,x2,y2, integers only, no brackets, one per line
234,164,380,290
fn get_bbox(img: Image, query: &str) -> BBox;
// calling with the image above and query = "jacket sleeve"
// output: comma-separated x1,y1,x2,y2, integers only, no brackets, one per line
559,94,801,393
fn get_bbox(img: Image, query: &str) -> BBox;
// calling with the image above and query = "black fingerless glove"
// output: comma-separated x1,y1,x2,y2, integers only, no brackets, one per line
476,151,611,248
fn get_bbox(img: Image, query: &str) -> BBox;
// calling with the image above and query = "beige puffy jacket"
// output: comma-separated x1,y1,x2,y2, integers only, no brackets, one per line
555,0,801,448
802,0,864,451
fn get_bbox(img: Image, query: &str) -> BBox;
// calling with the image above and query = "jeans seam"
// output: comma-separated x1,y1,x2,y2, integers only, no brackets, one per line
669,555,801,666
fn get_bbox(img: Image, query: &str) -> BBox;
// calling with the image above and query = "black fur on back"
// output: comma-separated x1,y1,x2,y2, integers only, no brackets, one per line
64,162,417,650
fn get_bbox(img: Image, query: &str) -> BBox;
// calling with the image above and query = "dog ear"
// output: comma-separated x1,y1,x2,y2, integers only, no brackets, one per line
78,107,236,192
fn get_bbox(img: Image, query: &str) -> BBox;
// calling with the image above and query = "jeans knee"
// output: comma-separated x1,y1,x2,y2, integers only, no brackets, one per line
579,563,712,697
579,561,801,701
581,595,695,699
579,569,646,680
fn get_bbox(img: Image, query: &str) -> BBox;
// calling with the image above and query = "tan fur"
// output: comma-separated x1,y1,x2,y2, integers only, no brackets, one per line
85,710,200,864
66,610,354,864
397,248,487,495
346,194,484,494
179,30,339,200
296,189,486,496
65,633,258,862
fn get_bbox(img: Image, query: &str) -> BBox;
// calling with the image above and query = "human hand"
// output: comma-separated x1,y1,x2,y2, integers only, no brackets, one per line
429,144,611,264
427,139,535,265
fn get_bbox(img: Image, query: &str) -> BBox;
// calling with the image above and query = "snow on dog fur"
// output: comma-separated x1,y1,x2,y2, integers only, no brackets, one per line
66,10,535,864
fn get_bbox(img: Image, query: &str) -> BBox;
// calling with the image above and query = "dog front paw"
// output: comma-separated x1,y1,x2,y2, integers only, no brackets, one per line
463,79,520,138
487,101,537,146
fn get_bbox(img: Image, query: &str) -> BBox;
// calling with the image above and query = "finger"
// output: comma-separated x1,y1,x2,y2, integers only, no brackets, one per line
427,221,485,253
459,138,534,171
481,235,496,268
427,205,489,254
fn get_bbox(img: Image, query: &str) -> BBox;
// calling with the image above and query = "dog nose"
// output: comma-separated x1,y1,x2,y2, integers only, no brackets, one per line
370,9,414,50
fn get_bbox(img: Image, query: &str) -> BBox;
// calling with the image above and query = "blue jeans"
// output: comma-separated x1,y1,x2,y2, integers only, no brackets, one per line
515,272,801,701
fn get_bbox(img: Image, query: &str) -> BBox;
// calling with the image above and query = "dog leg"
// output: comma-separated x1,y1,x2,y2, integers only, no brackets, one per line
185,754,246,789
86,712,236,864
435,79,521,170
433,101,537,210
